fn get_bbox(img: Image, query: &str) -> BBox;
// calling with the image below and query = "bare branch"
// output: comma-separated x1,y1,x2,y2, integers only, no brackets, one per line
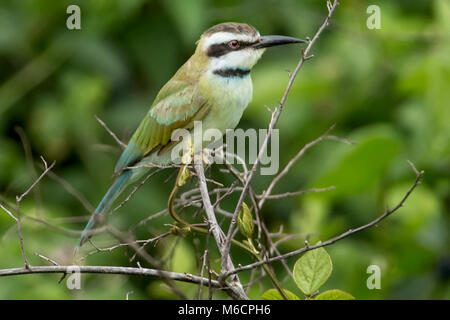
0,265,224,289
258,186,336,200
34,253,59,266
223,162,424,278
0,203,17,222
193,161,248,300
95,115,127,149
223,0,340,275
15,126,43,217
15,157,55,269
113,168,164,213
16,157,55,203
258,124,345,208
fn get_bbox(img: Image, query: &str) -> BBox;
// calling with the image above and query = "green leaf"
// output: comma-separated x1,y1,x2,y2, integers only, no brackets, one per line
314,289,355,300
293,247,333,295
261,289,300,300
177,166,191,187
237,202,254,238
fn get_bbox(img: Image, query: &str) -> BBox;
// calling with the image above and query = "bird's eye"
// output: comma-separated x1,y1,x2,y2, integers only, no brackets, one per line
228,40,240,49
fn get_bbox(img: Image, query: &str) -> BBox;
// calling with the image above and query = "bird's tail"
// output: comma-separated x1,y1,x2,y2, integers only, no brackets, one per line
75,170,133,252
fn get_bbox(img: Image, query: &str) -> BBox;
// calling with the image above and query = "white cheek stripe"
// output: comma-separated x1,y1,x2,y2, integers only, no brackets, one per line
202,32,260,50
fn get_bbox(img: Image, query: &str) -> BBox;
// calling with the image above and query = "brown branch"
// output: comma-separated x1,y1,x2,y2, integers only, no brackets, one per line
34,253,59,266
222,0,340,277
0,203,17,222
95,115,127,150
193,161,248,300
258,186,336,200
113,168,164,212
80,233,170,261
223,161,424,278
15,127,43,218
258,124,342,208
0,265,224,289
16,157,55,203
15,157,55,269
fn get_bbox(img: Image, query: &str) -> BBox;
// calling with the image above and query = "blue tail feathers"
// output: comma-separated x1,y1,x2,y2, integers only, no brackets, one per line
75,170,133,251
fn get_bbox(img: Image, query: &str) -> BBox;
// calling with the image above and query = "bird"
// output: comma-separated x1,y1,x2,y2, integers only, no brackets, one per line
76,22,306,250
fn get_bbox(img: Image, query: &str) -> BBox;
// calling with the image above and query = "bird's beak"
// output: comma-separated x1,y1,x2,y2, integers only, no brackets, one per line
253,35,307,49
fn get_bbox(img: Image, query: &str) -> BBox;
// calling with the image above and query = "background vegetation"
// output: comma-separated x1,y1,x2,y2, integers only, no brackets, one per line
0,0,448,299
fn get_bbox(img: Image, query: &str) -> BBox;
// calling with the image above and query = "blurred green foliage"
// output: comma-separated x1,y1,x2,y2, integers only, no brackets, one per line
0,0,448,299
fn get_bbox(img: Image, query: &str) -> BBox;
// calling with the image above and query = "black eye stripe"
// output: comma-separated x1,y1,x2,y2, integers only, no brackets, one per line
206,44,229,58
206,41,255,57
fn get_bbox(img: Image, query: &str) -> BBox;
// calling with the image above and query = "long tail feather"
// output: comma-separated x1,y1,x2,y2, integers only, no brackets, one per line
75,170,132,252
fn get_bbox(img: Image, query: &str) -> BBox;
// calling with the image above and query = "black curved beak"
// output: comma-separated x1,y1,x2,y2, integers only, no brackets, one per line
253,35,307,49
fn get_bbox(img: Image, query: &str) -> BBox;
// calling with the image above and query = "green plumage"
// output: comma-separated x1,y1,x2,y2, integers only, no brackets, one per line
114,52,210,175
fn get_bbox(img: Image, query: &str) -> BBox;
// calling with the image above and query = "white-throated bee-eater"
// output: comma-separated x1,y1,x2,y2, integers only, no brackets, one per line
76,22,305,249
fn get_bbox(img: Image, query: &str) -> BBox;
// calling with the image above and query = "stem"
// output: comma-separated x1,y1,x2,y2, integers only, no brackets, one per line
168,165,253,255
168,165,288,298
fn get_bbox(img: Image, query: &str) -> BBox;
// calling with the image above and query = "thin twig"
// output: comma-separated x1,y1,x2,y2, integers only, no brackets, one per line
258,124,339,208
34,253,59,266
259,186,336,200
15,127,42,218
16,157,55,203
95,115,127,149
0,203,17,222
15,157,55,269
113,168,163,212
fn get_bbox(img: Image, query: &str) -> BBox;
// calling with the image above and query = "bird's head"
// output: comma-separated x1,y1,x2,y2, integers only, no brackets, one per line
196,22,306,75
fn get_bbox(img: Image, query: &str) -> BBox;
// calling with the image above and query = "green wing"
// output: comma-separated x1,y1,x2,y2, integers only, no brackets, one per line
114,80,209,174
